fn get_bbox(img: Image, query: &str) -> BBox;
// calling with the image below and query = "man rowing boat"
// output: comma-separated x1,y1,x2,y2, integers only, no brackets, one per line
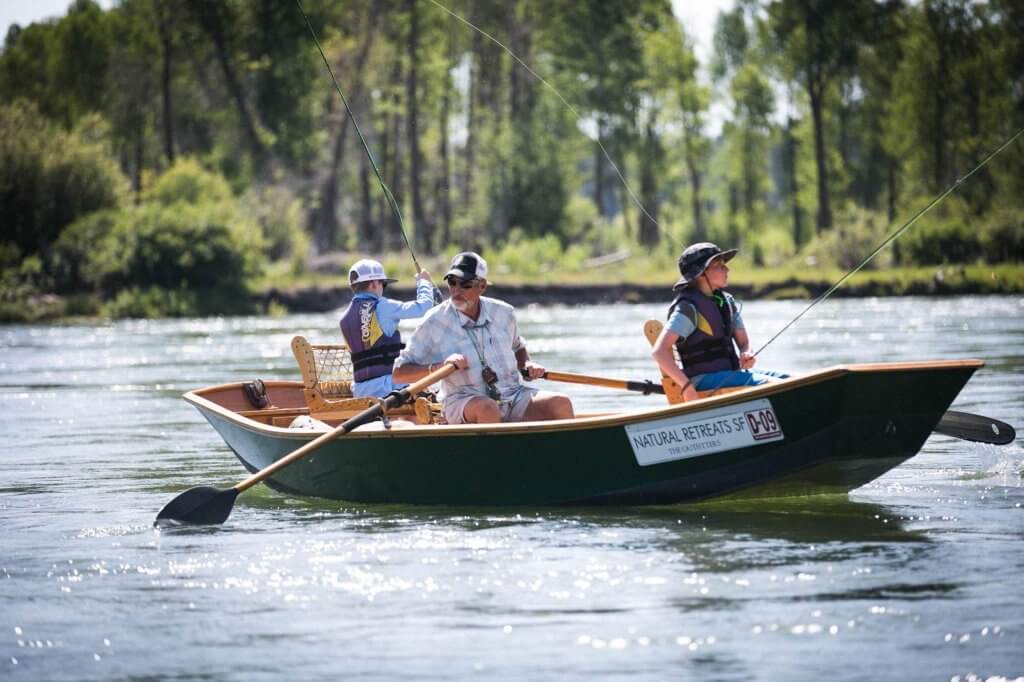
392,251,574,424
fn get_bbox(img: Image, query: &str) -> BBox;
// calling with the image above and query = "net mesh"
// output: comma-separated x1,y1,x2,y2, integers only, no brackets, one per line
311,345,354,398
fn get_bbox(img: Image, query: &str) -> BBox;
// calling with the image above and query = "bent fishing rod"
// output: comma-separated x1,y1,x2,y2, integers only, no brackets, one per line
295,0,443,302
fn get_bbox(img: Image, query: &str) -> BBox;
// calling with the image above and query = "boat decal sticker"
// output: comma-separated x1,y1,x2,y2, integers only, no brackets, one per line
625,399,784,467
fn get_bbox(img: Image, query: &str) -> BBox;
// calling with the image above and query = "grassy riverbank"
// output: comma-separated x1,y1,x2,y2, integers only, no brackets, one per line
256,261,1024,312
3,262,1022,323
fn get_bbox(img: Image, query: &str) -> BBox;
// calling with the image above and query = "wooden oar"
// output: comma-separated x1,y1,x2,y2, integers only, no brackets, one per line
531,369,1016,446
156,362,457,526
527,369,665,395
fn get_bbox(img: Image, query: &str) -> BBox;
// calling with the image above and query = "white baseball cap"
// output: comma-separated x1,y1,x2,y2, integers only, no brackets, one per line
348,259,398,286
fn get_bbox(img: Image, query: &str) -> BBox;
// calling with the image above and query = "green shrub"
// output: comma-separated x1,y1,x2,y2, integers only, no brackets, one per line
243,184,309,273
979,209,1024,262
75,159,264,317
88,202,260,316
101,286,199,319
488,230,568,277
799,205,893,270
0,100,126,259
50,208,119,292
143,157,233,207
0,255,53,306
749,228,796,267
899,196,984,264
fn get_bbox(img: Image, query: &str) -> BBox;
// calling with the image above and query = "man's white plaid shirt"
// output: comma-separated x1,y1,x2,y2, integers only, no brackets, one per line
394,297,528,403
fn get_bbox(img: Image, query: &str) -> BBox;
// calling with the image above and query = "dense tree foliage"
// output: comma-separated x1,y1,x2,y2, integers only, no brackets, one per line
1,0,1021,316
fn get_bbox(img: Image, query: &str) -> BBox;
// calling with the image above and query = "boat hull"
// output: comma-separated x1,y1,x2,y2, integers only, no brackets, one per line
186,360,981,506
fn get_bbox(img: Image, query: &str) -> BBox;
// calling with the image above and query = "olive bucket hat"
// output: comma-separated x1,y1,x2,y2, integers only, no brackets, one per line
673,242,737,290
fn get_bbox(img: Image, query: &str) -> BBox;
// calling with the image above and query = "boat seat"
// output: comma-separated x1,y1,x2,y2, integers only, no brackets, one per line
291,336,443,424
643,320,749,404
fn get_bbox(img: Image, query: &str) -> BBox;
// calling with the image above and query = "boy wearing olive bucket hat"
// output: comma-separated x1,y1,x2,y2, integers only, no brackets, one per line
650,242,787,402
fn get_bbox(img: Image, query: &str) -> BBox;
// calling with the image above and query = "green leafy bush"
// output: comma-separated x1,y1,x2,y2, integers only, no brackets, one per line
78,159,264,317
978,209,1024,262
243,184,309,274
50,208,119,292
0,100,126,259
799,205,893,270
101,286,198,319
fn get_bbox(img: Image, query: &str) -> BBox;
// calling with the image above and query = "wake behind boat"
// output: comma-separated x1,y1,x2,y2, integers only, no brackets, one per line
181,358,984,507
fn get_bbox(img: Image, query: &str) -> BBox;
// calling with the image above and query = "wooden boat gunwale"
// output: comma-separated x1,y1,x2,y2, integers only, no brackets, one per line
184,358,985,440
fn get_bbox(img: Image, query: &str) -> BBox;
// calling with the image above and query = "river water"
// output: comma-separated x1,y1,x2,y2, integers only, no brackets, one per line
1,297,1021,681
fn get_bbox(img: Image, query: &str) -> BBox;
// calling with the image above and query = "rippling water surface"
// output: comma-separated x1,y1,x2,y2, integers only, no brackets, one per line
1,297,1021,681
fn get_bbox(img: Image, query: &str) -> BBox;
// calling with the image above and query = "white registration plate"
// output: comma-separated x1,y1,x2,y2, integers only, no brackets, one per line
625,399,785,467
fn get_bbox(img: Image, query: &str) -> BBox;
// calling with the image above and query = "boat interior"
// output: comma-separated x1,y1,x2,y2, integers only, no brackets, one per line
190,333,755,429
189,334,983,432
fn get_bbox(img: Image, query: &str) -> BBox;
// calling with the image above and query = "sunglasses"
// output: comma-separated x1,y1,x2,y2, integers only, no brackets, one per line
445,276,478,289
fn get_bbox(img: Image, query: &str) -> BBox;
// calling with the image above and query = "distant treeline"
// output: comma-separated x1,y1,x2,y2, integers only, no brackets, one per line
1,0,1022,318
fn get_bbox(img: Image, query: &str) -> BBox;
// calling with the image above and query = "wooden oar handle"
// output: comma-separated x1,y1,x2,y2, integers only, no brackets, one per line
233,362,457,494
523,368,664,395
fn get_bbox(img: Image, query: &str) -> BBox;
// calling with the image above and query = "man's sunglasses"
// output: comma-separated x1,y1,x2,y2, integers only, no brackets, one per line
445,276,478,289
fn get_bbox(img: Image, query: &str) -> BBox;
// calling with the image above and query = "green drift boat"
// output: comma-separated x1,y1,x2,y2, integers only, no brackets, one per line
184,359,984,506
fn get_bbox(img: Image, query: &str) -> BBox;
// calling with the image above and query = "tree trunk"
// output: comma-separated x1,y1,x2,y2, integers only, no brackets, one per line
638,119,660,246
933,44,947,190
784,116,803,246
437,24,454,247
463,30,481,211
406,0,430,254
808,81,832,232
594,119,607,217
133,116,144,195
683,139,705,242
359,152,377,251
742,128,756,220
386,56,405,251
311,6,378,253
156,3,175,163
187,0,262,161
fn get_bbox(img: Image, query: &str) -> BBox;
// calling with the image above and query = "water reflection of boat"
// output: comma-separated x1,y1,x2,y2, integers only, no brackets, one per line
184,359,982,506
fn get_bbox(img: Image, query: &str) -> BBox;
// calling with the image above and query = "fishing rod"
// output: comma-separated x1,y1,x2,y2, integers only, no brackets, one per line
753,125,1024,357
294,0,442,301
686,125,1024,398
426,0,678,248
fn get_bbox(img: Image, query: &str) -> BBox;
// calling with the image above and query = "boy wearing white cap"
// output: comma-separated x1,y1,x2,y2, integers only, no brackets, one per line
339,259,435,398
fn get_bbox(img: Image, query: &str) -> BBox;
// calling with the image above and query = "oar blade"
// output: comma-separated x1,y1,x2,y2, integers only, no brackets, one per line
155,486,239,527
934,410,1017,446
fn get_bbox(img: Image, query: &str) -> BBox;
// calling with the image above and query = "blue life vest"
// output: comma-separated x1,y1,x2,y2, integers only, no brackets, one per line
668,288,740,378
339,297,404,383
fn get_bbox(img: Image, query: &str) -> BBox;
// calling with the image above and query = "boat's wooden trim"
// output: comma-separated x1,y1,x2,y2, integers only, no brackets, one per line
846,359,984,372
184,358,983,441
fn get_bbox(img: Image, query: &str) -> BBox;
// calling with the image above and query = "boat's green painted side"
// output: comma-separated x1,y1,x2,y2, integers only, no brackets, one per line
187,361,980,505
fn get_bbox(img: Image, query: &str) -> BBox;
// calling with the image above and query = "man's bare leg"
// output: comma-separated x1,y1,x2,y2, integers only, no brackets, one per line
523,391,574,422
461,396,502,423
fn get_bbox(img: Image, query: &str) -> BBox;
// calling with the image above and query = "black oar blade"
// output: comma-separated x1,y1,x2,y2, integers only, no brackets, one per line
155,486,239,527
934,410,1017,446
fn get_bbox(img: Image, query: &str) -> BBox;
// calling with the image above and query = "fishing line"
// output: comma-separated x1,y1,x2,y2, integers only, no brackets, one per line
690,125,1024,400
426,0,676,247
295,0,442,300
753,125,1024,357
